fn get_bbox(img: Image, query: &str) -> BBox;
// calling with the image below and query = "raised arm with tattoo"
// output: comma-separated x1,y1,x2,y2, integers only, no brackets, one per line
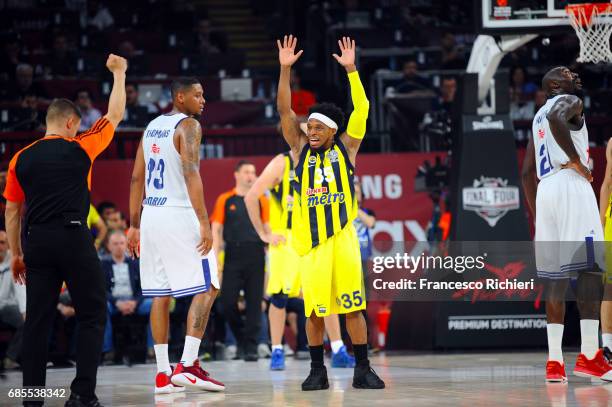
547,95,592,181
177,118,213,256
276,35,307,156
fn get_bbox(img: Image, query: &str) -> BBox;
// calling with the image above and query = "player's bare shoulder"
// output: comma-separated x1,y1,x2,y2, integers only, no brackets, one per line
546,95,584,128
175,117,202,172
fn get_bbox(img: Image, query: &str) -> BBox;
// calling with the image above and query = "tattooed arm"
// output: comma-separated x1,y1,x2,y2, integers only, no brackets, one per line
176,118,213,256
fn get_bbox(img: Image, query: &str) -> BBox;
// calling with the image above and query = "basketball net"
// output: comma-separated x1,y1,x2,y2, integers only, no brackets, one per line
566,3,612,63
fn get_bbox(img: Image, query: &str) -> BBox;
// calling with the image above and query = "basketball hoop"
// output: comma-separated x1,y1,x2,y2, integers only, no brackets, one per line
566,3,612,63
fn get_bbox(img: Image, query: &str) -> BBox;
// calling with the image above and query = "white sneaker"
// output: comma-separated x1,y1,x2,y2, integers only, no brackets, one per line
225,345,237,360
283,344,295,357
258,343,271,358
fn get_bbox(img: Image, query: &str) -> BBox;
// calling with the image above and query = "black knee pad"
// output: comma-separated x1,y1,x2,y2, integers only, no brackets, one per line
270,292,289,309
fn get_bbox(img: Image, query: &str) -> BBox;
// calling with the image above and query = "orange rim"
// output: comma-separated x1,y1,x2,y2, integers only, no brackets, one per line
566,3,612,27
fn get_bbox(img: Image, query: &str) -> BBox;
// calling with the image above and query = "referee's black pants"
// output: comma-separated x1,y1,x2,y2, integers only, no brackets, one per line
22,224,106,400
220,243,265,355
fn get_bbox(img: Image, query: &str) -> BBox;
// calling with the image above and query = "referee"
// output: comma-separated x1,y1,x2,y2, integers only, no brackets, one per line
3,54,127,407
211,160,268,361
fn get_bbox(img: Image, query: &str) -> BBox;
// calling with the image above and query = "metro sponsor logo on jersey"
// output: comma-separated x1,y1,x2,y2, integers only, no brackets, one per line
306,192,345,207
537,128,545,139
151,143,161,154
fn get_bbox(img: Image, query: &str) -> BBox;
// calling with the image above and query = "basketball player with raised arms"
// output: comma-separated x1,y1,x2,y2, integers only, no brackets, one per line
276,35,384,390
522,66,611,382
244,150,357,371
127,77,225,394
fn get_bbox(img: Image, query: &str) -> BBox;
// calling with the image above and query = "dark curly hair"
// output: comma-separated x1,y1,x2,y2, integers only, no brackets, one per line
308,102,345,130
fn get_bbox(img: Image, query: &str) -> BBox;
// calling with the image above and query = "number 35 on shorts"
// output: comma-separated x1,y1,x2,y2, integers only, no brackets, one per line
337,290,364,309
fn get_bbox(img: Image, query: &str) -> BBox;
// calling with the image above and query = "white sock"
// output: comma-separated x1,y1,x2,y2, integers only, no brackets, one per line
547,324,564,363
580,319,599,359
154,344,172,375
331,340,344,354
603,333,612,350
180,336,201,367
272,344,283,351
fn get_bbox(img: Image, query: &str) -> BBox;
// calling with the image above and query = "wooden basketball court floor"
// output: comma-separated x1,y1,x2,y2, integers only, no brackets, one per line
1,352,611,406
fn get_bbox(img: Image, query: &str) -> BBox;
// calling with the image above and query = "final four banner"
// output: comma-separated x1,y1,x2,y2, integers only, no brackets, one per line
450,115,530,241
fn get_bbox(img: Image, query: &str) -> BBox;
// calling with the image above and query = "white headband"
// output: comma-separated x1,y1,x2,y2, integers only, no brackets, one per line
308,113,338,130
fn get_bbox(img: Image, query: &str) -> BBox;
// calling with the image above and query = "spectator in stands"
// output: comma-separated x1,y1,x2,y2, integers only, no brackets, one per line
436,76,457,112
0,34,24,83
88,0,115,31
106,210,127,231
8,64,47,103
193,18,227,54
510,66,538,102
0,230,26,369
102,231,153,365
75,89,102,131
395,60,432,93
440,33,464,70
121,83,158,128
509,67,539,122
117,41,148,76
97,201,117,221
534,89,547,112
14,92,45,131
290,70,316,119
43,33,77,78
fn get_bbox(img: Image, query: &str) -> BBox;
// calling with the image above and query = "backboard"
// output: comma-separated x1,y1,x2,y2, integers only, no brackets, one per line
478,0,611,33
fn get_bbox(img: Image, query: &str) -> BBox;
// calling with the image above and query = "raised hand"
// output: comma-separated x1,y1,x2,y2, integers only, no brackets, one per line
332,36,356,72
106,53,128,74
277,35,303,67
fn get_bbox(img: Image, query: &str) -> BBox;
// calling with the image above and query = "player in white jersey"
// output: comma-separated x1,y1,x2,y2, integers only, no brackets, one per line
127,78,224,394
522,66,611,383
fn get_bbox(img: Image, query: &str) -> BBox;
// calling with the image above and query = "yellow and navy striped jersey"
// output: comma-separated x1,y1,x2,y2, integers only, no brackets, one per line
291,139,357,255
269,152,295,232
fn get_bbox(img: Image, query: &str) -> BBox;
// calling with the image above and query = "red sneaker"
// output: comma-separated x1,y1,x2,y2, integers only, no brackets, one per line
171,360,225,391
600,347,612,381
155,366,185,394
546,360,567,382
573,349,612,379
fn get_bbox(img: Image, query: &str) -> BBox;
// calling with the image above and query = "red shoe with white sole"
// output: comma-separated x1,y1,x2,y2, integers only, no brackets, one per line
546,360,567,382
599,347,612,381
573,349,612,379
155,366,186,394
171,360,225,392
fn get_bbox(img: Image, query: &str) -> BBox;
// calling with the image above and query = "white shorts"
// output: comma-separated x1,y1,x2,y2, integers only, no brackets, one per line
140,205,220,297
535,169,605,279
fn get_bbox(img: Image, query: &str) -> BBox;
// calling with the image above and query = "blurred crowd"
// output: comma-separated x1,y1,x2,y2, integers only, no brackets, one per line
2,0,610,152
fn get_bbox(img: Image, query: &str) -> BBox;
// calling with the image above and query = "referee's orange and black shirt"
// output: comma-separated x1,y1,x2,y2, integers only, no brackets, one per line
211,188,269,243
3,117,114,226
